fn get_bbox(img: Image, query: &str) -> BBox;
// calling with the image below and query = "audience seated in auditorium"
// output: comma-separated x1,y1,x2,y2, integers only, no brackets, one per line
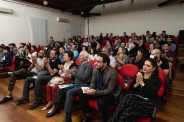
138,39,147,51
151,49,169,76
102,47,116,68
82,38,89,47
153,39,161,49
148,43,156,54
161,42,175,79
123,32,128,40
104,39,112,49
8,43,17,55
58,46,65,63
28,49,62,110
80,53,121,122
115,46,129,70
49,36,55,48
127,42,138,63
0,45,4,59
125,38,134,52
42,51,76,112
132,48,146,69
0,46,13,67
46,51,93,122
0,50,45,104
70,42,79,60
162,30,168,40
88,48,97,61
166,36,176,51
96,42,102,54
109,58,162,122
64,39,72,51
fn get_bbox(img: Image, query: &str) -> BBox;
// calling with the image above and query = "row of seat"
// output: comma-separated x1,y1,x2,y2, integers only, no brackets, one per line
74,60,166,122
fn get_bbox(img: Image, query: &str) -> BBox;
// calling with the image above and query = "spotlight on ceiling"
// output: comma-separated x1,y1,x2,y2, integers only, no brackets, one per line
81,11,84,15
43,0,48,5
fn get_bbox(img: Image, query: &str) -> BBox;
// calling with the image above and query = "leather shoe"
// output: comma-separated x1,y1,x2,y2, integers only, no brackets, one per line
29,102,42,110
80,116,91,122
14,98,30,105
0,96,13,104
46,110,60,118
63,117,72,122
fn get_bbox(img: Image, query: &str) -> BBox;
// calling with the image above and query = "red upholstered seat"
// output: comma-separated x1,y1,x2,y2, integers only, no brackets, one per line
88,99,116,110
118,74,126,89
89,60,96,69
119,64,139,78
115,65,119,72
0,55,16,71
75,59,81,66
144,42,150,49
157,67,166,97
136,117,152,122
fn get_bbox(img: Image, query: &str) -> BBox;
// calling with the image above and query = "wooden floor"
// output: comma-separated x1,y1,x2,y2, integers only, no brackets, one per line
0,68,184,122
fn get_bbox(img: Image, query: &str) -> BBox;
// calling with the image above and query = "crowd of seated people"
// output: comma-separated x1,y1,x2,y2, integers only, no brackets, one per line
0,30,178,122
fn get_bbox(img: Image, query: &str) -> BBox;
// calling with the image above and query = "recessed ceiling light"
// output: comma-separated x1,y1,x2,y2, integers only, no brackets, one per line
43,0,48,5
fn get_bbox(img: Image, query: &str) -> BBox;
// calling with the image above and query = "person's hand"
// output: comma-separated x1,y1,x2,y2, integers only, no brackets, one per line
58,64,64,70
136,72,144,86
44,58,50,67
157,60,162,67
31,56,37,64
86,89,96,95
161,54,166,58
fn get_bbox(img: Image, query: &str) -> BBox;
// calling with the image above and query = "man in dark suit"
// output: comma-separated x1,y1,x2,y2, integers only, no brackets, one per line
0,46,13,67
80,53,121,122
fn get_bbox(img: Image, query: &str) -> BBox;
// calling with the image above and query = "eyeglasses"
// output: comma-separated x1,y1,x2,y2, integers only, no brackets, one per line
95,60,103,63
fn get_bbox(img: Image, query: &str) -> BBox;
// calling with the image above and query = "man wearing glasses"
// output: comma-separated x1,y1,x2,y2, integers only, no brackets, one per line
80,53,121,122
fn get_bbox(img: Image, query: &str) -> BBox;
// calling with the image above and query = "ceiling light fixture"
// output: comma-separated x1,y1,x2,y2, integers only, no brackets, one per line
43,0,48,5
81,11,84,15
102,4,105,9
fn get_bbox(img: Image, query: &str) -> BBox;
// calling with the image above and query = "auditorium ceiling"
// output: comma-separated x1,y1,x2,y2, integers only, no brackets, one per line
15,0,184,17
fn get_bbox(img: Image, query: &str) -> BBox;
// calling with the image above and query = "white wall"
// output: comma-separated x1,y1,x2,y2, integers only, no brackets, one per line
0,0,85,46
86,4,184,37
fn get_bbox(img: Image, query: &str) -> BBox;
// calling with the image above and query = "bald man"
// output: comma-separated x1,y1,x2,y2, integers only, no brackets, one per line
151,49,169,76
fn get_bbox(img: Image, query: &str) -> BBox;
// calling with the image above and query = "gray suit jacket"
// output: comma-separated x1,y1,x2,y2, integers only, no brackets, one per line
74,62,93,86
90,65,121,101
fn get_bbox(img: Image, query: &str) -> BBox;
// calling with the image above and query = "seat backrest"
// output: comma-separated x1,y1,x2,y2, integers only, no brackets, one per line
171,58,176,70
75,58,81,65
89,60,96,69
12,55,16,62
115,65,119,72
119,64,139,78
158,67,166,97
118,74,126,89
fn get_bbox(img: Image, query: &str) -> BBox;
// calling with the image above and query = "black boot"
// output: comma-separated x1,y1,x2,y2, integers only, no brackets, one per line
63,113,72,122
0,72,9,78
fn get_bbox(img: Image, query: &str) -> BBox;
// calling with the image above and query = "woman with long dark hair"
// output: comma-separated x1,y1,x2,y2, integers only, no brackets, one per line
109,58,162,122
